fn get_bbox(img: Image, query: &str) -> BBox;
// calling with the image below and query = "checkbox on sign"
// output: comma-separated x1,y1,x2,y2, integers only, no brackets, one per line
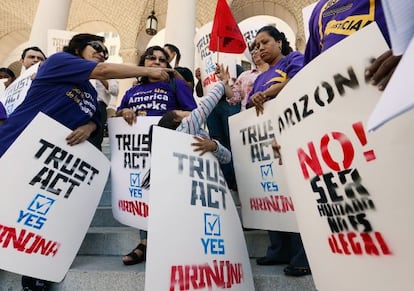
260,163,273,179
28,193,55,215
130,173,140,187
204,213,221,236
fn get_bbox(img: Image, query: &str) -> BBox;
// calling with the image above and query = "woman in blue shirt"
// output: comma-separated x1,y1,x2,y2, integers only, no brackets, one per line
0,34,173,158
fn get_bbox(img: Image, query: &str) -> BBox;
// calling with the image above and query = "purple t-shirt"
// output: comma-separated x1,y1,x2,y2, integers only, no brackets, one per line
248,51,304,103
0,52,99,157
118,79,197,116
0,102,6,120
304,0,390,65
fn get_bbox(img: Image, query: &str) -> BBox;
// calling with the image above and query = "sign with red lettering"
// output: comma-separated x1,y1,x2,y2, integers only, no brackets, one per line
0,112,110,282
194,21,237,93
108,116,160,230
146,127,254,290
265,24,414,291
229,109,299,232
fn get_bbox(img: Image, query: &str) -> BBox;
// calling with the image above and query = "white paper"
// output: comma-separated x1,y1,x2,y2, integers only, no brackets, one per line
367,36,414,131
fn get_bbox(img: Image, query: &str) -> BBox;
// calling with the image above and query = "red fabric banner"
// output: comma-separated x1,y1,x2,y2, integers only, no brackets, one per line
208,0,247,54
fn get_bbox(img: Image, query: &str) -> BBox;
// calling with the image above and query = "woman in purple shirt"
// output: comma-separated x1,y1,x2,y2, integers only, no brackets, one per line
117,46,196,120
247,26,304,115
247,25,311,277
118,46,197,266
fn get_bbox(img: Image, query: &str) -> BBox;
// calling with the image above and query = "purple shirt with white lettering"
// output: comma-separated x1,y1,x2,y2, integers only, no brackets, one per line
304,0,390,65
118,79,197,116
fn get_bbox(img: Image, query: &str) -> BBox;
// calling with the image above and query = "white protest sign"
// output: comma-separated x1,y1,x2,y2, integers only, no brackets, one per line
229,108,298,232
266,23,414,291
367,36,414,131
145,127,254,290
108,116,160,230
194,21,237,93
0,112,110,282
47,29,76,56
2,62,40,116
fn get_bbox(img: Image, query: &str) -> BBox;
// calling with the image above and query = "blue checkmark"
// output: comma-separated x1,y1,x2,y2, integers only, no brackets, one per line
204,213,221,236
28,193,55,215
130,173,140,187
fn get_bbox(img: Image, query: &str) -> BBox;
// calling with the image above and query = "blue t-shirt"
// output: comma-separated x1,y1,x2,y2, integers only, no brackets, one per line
248,51,304,104
0,52,100,157
118,79,197,116
0,102,6,120
304,0,390,65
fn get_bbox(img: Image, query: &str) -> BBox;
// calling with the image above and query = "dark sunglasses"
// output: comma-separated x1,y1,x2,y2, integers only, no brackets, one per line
87,41,109,60
145,54,168,64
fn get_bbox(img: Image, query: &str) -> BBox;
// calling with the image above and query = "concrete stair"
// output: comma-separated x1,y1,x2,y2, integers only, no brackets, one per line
0,138,317,290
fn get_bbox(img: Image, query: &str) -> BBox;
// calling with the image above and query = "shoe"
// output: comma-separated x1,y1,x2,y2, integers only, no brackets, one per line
256,256,289,266
283,265,312,276
122,243,147,265
21,276,51,291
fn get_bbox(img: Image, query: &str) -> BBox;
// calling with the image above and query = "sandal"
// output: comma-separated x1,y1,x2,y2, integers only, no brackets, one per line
283,265,311,277
122,243,147,265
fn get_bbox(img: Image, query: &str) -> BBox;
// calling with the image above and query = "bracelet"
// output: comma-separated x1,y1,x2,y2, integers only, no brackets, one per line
212,140,219,153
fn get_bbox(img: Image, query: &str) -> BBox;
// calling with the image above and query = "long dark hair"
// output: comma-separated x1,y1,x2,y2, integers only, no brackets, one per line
257,25,291,56
63,33,105,57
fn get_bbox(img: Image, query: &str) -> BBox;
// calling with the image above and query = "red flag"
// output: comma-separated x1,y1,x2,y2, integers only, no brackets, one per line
208,0,247,54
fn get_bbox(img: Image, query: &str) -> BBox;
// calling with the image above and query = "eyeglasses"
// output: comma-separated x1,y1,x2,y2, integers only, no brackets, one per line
145,54,168,64
87,41,109,60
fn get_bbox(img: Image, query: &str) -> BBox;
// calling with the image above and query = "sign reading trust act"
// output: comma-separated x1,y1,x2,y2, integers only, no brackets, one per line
0,112,110,282
229,106,298,232
108,116,160,230
146,127,254,290
267,23,414,291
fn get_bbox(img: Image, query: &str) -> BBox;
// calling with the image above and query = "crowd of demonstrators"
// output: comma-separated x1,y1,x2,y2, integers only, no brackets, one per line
117,45,197,266
246,25,311,277
0,34,173,290
3,0,412,288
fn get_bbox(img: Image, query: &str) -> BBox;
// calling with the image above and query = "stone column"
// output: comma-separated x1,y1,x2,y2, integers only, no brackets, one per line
115,48,140,106
29,0,71,53
164,0,196,70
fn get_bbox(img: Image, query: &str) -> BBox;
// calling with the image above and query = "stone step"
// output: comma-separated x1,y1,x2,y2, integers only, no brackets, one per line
0,256,317,291
78,227,269,258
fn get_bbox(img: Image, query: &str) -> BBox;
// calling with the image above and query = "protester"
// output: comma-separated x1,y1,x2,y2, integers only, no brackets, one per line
247,27,302,116
0,67,16,88
164,43,181,68
206,64,244,194
0,34,173,290
226,43,269,111
20,46,47,71
247,25,311,277
157,64,232,165
0,67,16,125
303,0,401,91
118,45,197,266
